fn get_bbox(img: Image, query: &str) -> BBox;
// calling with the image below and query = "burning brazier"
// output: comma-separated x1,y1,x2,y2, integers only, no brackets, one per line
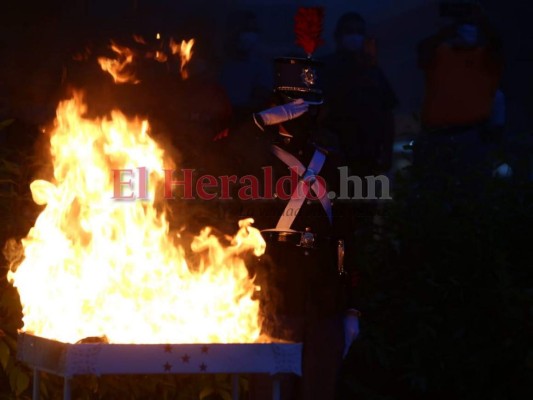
7,96,302,399
18,332,301,400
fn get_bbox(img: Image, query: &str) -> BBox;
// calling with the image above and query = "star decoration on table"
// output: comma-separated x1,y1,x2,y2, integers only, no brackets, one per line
164,344,172,353
181,354,190,363
201,345,209,354
199,362,207,372
163,362,172,372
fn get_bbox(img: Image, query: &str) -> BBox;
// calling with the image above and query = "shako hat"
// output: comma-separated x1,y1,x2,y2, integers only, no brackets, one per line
274,7,325,105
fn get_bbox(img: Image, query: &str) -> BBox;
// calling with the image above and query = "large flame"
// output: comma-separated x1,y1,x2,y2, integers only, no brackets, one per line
7,94,265,344
97,42,139,84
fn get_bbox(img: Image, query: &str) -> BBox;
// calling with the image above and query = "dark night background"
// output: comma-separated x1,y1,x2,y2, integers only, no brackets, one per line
0,1,532,399
0,0,532,134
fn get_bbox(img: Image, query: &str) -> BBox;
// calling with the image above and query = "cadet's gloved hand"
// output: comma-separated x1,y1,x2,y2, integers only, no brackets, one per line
255,99,309,127
343,309,361,358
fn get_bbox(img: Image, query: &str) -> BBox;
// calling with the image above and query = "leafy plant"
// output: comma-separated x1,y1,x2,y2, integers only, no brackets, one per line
338,142,533,399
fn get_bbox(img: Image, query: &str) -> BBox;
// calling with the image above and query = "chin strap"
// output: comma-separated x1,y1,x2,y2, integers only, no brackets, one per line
271,144,333,230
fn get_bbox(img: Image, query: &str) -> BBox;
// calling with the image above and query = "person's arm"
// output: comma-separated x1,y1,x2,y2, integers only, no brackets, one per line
219,98,310,142
252,99,309,131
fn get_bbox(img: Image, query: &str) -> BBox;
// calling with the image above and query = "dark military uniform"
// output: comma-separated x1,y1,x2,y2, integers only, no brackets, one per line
224,105,348,400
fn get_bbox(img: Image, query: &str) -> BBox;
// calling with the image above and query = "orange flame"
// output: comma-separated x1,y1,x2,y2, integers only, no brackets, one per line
132,34,146,45
154,51,168,63
169,37,180,55
97,42,139,84
6,94,265,344
170,38,195,80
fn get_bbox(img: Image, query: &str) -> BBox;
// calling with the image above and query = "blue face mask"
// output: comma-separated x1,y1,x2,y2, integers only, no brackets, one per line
341,34,365,52
457,24,479,46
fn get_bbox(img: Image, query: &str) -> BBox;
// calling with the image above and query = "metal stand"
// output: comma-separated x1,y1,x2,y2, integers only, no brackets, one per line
231,374,239,400
272,376,281,400
32,369,40,400
31,369,284,400
63,377,71,400
20,334,300,400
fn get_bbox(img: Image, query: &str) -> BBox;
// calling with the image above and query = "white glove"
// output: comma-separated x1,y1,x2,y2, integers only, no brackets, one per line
256,99,309,127
343,310,361,358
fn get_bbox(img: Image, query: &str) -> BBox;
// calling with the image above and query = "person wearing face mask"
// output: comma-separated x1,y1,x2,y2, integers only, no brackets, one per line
415,2,504,178
418,3,503,129
321,12,397,181
319,12,398,293
218,11,273,122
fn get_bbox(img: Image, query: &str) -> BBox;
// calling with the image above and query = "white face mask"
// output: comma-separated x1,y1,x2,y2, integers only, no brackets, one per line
457,24,479,46
341,33,365,52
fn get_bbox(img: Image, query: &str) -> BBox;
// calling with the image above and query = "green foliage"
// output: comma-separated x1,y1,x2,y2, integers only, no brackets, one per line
0,278,30,399
0,118,37,399
339,150,533,399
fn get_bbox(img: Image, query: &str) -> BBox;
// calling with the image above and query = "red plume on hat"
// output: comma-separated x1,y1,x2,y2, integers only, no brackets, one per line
294,7,325,58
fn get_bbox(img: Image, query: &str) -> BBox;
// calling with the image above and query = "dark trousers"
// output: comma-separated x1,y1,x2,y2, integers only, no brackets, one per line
250,314,345,400
248,239,345,400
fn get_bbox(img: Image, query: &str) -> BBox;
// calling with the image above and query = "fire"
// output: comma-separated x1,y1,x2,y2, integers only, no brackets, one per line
170,38,195,79
132,34,146,45
97,41,139,84
6,93,265,345
154,51,168,63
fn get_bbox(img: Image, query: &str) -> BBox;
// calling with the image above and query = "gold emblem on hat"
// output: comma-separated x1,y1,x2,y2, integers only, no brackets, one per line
300,67,317,87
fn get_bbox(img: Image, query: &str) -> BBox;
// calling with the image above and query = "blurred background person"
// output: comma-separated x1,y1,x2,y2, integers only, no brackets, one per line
321,12,398,180
414,1,504,179
218,10,273,123
319,11,398,254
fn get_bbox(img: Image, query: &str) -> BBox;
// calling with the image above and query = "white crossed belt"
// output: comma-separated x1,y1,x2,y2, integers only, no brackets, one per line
270,144,333,231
